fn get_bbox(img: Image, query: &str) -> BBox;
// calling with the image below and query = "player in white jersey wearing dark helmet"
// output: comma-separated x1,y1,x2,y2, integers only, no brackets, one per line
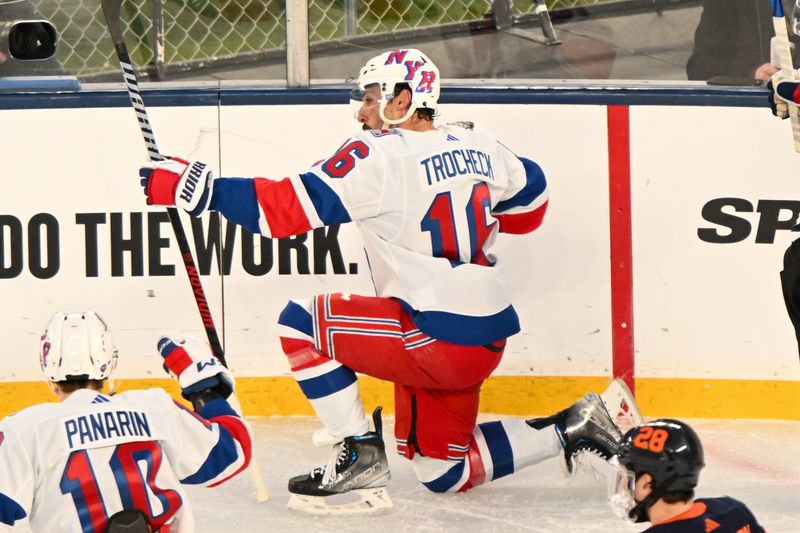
607,419,765,532
0,311,253,532
138,48,639,515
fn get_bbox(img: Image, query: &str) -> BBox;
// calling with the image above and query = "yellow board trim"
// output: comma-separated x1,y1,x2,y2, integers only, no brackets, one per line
1,376,798,420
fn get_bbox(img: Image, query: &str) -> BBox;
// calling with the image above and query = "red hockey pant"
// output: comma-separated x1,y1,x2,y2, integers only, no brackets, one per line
283,293,505,462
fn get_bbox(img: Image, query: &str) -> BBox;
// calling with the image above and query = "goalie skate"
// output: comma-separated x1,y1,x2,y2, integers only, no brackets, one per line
527,392,622,479
287,407,392,516
599,378,643,434
565,378,645,483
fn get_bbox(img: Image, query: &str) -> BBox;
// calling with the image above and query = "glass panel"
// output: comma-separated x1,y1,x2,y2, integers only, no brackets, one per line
2,0,796,86
307,0,704,83
686,0,780,86
1,0,288,82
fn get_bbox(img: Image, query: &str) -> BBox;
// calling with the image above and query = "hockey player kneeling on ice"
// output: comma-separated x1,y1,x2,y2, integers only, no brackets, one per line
0,311,253,532
607,419,766,532
138,47,640,516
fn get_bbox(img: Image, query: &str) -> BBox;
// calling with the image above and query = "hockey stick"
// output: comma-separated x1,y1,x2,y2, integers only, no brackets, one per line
771,0,800,152
100,0,269,502
100,0,223,359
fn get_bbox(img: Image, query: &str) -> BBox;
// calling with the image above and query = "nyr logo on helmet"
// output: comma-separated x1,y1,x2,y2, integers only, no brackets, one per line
404,60,424,80
384,50,436,93
416,71,436,93
385,50,410,65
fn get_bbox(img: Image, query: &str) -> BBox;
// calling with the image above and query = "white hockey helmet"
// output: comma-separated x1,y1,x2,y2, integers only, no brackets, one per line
40,311,118,382
355,48,440,126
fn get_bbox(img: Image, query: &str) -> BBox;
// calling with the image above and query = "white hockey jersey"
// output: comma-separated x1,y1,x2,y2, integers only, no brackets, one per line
0,388,252,532
209,122,548,346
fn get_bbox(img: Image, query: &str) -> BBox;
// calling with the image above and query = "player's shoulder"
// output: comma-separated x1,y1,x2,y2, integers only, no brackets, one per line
105,389,184,426
646,498,762,533
441,121,497,143
113,387,175,407
0,389,178,440
699,496,764,531
0,402,57,434
698,496,762,522
327,129,391,156
341,129,409,164
698,496,751,511
353,128,402,147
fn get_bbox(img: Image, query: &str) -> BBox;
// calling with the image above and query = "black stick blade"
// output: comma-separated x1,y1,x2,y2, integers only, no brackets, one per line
100,0,125,43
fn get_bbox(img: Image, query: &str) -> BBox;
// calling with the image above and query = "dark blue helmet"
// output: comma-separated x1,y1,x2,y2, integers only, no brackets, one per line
618,419,705,493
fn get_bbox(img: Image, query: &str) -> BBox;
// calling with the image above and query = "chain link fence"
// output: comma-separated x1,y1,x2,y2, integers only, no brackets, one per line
24,0,626,79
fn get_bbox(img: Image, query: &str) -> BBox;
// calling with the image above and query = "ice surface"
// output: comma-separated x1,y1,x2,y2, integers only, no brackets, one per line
185,417,800,533
7,417,799,532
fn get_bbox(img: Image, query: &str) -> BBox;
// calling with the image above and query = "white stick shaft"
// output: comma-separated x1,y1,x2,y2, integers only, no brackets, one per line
229,392,271,502
99,0,269,503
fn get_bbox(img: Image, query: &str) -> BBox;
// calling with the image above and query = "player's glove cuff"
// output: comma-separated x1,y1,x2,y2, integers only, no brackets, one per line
180,375,233,401
184,388,226,413
140,157,216,217
158,336,234,401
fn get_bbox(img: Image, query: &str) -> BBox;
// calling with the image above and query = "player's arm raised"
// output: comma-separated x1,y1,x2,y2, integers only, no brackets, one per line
139,136,382,239
158,336,254,486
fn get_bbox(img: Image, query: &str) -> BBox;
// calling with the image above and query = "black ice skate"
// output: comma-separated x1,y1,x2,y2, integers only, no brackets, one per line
527,392,623,478
287,407,392,515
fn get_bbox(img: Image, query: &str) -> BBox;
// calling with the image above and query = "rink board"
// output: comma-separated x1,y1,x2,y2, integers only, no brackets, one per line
0,85,798,419
1,376,797,420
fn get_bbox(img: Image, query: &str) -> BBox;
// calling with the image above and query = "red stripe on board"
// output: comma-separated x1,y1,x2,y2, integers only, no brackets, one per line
607,105,635,395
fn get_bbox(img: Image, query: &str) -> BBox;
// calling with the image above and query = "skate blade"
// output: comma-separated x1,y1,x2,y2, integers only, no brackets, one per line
600,378,643,433
287,487,393,516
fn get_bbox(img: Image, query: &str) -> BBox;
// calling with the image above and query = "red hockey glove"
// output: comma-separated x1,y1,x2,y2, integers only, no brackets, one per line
158,336,234,402
139,157,215,217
